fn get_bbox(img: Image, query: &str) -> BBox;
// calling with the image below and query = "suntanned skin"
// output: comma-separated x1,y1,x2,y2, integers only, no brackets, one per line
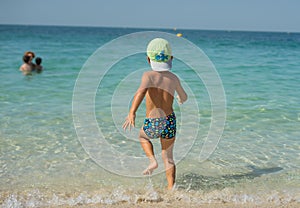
123,57,187,190
19,62,32,75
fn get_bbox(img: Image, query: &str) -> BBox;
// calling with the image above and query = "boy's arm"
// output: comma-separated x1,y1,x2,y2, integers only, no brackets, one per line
176,79,188,104
123,73,150,130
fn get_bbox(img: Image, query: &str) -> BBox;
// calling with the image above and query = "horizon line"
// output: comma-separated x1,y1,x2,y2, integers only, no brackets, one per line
1,23,299,34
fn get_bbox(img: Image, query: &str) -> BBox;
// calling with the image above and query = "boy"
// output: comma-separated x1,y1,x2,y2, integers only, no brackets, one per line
19,55,33,75
123,38,187,190
35,57,43,73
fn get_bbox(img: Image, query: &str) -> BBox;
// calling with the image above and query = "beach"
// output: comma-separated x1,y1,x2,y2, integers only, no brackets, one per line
0,25,299,207
2,186,299,207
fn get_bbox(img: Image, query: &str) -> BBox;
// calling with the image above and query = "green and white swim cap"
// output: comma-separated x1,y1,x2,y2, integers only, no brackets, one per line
146,38,172,71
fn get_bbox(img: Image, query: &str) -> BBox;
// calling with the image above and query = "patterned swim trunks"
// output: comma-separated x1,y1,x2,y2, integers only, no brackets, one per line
143,112,176,139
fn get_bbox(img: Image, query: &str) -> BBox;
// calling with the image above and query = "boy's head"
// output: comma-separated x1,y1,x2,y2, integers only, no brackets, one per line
35,57,42,65
23,55,31,63
147,38,172,71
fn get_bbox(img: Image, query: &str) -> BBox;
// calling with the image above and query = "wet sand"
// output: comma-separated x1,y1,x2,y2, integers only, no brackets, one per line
59,201,300,208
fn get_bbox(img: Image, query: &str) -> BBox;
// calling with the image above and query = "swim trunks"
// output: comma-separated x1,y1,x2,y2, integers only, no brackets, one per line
143,112,176,139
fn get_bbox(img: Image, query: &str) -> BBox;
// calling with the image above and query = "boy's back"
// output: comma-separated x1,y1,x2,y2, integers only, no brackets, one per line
141,71,182,118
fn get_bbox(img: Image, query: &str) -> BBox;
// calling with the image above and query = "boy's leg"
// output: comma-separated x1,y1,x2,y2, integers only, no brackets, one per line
160,137,176,190
139,129,158,175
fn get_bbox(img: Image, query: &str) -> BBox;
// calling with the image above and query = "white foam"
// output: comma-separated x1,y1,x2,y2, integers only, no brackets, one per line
1,187,299,207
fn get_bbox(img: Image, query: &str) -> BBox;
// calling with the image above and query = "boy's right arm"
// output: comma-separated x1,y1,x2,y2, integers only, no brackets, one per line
123,73,150,130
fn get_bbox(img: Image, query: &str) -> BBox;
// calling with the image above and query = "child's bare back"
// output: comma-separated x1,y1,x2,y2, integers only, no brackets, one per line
140,70,186,118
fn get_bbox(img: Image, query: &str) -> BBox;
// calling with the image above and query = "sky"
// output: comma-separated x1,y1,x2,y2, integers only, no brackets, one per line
0,0,299,32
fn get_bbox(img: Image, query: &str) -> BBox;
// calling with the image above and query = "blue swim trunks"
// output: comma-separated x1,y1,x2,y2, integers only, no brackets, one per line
143,112,176,139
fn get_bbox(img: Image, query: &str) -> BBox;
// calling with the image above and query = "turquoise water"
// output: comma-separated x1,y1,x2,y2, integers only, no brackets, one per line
0,25,299,206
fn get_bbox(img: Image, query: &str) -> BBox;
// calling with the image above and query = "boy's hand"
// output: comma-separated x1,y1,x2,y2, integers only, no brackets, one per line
176,95,183,104
122,113,136,131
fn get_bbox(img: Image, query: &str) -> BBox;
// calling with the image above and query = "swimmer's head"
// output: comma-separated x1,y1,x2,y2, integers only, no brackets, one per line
24,51,35,60
35,57,42,65
23,55,31,63
147,38,173,71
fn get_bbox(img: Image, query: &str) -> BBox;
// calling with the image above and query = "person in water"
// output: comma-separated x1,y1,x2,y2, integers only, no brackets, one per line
24,51,36,70
123,38,187,190
35,57,43,73
19,55,33,75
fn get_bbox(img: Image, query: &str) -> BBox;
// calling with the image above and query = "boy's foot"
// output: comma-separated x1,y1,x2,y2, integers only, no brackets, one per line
143,161,158,175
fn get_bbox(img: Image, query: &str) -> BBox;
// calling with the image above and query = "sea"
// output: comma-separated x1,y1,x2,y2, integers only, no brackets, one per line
0,25,299,207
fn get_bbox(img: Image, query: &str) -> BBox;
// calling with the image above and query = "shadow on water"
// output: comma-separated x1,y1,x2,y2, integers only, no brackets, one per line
176,166,283,192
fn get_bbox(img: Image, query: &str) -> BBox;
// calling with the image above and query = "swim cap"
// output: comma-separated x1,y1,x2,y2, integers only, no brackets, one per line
147,38,172,71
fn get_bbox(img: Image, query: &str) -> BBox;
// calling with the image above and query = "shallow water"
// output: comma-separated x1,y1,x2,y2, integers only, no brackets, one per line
0,25,300,207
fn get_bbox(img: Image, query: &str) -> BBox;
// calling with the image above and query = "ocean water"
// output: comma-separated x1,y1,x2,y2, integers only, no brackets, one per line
0,25,300,207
